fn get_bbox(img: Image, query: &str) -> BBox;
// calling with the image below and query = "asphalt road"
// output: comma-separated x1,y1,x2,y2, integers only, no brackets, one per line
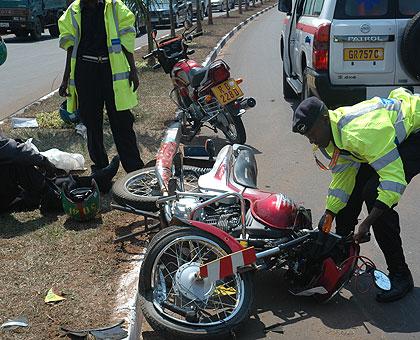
0,12,232,121
216,7,420,339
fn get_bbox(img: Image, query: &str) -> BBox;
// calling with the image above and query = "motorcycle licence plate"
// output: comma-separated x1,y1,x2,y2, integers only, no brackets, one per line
211,79,244,106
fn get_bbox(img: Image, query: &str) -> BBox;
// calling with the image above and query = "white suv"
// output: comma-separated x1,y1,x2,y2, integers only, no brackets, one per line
279,0,420,107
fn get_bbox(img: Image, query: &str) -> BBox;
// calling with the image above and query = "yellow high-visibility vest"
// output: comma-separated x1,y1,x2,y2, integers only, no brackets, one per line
320,87,420,214
58,0,137,113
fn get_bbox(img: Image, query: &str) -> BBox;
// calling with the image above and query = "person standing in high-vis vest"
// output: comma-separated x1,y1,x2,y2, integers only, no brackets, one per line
292,87,420,303
58,0,144,191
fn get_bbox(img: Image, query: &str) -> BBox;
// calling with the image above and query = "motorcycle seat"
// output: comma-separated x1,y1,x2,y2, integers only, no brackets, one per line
189,67,208,88
233,148,257,188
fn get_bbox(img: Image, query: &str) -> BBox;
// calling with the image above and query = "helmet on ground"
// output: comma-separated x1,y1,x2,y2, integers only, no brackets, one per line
0,36,7,66
61,176,100,221
59,101,80,124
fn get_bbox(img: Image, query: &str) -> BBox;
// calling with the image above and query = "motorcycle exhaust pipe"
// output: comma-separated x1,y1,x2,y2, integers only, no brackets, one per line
255,232,313,260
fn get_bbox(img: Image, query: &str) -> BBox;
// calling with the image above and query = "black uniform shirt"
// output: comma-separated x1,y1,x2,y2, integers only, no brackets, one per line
78,0,109,57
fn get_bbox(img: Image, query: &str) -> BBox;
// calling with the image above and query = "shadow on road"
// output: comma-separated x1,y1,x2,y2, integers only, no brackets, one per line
237,270,420,339
4,35,56,44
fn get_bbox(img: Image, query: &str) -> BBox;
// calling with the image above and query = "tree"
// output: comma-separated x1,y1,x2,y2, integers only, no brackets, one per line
207,0,213,24
225,0,230,17
238,0,242,14
169,0,176,37
196,0,202,32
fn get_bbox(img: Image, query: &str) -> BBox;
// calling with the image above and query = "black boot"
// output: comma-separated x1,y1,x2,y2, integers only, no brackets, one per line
91,156,120,193
376,270,414,303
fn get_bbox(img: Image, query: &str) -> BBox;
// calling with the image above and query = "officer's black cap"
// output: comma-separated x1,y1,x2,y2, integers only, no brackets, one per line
292,97,328,135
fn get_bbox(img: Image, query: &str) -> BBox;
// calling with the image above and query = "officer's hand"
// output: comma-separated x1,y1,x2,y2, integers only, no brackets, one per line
41,158,58,178
59,78,69,97
318,211,334,233
129,69,139,92
354,221,371,244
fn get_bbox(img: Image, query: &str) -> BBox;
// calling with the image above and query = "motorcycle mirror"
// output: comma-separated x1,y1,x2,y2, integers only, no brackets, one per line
205,139,215,159
373,269,391,291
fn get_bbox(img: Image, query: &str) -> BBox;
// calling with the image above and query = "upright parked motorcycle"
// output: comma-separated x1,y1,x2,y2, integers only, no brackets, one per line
143,25,256,144
137,139,390,339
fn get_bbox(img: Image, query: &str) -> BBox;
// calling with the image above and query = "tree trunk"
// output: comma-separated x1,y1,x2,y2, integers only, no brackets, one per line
252,0,255,7
238,0,242,14
196,0,202,32
225,0,229,17
207,0,213,24
169,0,176,37
244,0,248,10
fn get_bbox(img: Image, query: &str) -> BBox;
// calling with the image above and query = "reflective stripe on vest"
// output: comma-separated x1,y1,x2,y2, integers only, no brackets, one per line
337,102,383,131
70,8,79,59
370,148,400,171
119,26,135,35
331,162,360,174
59,35,75,49
394,104,406,145
113,71,130,81
379,180,406,194
328,188,350,203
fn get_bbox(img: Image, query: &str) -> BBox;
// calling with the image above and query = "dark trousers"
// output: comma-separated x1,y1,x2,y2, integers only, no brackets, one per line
75,59,143,173
335,132,420,274
0,164,46,212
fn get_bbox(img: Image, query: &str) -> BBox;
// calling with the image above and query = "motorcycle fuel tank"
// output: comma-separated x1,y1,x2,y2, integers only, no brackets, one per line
251,193,297,229
172,59,202,87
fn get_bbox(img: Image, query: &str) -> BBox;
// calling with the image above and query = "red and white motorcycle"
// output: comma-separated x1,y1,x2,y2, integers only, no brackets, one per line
142,25,256,144
132,123,390,339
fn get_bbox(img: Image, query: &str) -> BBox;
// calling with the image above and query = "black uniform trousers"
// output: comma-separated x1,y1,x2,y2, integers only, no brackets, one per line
0,165,45,212
75,59,143,173
335,132,420,274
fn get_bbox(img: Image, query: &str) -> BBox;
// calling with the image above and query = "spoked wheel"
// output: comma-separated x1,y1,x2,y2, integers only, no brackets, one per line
218,109,246,144
139,226,254,339
112,166,210,211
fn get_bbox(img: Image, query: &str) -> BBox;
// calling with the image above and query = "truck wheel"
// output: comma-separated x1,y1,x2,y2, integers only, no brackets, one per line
48,24,60,38
283,66,296,99
401,12,420,80
30,17,43,41
15,31,28,38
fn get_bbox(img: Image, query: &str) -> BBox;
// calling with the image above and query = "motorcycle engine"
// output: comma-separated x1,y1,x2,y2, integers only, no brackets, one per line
172,199,242,231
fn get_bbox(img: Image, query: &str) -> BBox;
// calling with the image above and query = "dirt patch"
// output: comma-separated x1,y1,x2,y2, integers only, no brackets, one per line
0,3,275,339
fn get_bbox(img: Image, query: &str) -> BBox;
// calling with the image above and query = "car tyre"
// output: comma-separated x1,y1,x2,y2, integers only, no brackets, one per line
401,11,420,80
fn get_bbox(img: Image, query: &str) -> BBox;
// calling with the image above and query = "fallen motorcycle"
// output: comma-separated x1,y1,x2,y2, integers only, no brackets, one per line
142,24,256,144
135,125,391,339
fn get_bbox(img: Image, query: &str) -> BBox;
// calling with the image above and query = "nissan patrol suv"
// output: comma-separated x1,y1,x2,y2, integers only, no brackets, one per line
279,0,420,107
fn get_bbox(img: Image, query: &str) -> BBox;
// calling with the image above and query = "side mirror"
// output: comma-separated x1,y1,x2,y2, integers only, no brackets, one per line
373,270,391,291
278,0,292,13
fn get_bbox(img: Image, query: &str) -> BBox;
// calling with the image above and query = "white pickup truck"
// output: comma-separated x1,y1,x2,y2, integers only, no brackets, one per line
278,0,420,107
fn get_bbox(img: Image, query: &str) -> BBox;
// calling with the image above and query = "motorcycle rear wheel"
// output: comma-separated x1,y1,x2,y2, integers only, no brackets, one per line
112,166,210,211
139,226,254,339
218,109,246,144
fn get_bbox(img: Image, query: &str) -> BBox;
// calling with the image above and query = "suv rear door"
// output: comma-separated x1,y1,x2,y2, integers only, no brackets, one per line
329,0,396,86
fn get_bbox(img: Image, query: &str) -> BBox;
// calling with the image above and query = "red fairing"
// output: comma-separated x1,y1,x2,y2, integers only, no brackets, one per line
173,59,202,85
188,220,244,252
250,193,297,229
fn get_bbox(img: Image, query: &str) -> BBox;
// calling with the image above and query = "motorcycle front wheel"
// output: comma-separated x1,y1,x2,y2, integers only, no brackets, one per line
112,166,210,212
139,226,254,339
218,108,246,144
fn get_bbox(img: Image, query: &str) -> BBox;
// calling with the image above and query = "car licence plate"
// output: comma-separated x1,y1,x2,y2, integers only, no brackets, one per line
211,79,244,106
0,22,9,28
343,48,384,61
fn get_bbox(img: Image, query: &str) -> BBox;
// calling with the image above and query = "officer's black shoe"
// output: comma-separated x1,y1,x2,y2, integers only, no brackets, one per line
376,270,414,303
92,155,120,193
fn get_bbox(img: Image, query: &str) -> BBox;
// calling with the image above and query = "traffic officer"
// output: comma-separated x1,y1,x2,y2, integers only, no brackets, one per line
292,87,419,303
58,0,144,174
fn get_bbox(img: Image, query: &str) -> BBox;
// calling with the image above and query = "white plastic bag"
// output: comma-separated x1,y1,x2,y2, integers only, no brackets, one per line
40,148,85,172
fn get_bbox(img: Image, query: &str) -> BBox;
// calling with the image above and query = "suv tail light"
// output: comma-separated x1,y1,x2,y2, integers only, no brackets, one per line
209,62,230,84
313,23,330,71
